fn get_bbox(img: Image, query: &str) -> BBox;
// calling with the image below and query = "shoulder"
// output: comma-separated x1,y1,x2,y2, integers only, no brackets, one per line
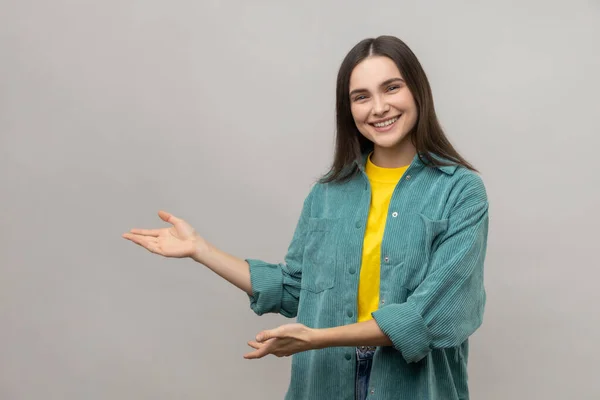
450,166,487,201
416,153,485,197
442,166,488,215
419,159,488,214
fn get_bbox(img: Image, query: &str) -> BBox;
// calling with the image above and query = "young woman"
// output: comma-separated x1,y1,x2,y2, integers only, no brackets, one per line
123,35,489,400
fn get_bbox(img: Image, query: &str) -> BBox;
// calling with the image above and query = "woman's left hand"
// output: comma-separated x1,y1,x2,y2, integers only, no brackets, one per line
244,323,318,359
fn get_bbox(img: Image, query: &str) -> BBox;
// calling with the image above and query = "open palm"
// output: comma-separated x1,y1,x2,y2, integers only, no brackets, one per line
122,210,203,258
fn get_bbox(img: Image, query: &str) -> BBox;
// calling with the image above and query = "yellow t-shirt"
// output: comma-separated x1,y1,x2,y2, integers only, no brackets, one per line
357,154,408,322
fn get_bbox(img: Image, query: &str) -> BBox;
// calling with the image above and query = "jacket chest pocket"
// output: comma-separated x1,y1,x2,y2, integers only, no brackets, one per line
401,213,448,290
301,217,338,293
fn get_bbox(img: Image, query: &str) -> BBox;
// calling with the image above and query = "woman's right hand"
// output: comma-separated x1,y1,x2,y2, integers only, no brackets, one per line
122,210,207,259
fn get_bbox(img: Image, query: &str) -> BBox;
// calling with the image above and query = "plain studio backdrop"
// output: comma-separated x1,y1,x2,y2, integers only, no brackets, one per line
1,1,598,399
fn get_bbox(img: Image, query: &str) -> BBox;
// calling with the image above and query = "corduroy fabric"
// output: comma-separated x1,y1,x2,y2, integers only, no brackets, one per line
247,152,489,400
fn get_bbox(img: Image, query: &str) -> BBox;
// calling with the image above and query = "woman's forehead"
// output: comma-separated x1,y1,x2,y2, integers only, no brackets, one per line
349,56,403,89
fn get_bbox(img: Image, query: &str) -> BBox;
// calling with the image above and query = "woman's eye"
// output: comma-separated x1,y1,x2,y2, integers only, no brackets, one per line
354,95,367,101
387,85,400,92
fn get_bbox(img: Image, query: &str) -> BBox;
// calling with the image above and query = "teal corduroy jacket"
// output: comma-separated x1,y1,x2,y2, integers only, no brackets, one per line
247,152,489,400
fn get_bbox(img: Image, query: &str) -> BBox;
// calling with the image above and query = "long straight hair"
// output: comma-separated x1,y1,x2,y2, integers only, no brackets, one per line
320,35,477,183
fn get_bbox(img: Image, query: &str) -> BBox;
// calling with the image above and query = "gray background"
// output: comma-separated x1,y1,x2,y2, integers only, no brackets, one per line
1,0,598,399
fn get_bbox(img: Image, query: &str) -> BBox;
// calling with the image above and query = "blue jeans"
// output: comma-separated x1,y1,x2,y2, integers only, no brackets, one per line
355,346,376,400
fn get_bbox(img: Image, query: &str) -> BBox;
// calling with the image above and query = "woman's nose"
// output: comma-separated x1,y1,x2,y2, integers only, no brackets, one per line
372,96,390,116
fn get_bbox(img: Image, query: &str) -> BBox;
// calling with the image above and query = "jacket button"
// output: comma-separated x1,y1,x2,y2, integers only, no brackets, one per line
347,310,353,318
355,221,361,228
349,268,356,275
345,353,352,360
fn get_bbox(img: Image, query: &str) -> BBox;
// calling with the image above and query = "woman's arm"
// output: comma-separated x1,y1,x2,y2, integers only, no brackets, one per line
123,210,254,295
124,184,317,316
191,242,253,296
316,319,393,348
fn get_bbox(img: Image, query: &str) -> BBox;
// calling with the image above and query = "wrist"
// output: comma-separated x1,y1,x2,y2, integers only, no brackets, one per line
190,236,212,263
311,327,332,349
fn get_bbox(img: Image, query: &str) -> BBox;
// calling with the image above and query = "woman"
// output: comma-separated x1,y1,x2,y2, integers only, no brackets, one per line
123,35,489,400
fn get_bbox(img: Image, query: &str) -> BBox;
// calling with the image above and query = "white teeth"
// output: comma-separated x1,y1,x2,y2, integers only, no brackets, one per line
373,117,399,128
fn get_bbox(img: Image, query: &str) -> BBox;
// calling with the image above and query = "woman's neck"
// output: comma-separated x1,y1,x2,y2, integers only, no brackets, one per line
370,141,417,168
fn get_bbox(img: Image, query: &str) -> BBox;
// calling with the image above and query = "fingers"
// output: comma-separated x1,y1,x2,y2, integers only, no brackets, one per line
256,332,270,342
158,210,178,224
122,232,148,246
159,210,190,233
247,341,263,350
122,233,160,254
123,210,177,237
244,341,268,359
128,228,161,237
243,338,294,360
256,327,283,342
243,350,262,359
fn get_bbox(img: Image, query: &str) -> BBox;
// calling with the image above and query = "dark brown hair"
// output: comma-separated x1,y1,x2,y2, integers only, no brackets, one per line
320,35,477,183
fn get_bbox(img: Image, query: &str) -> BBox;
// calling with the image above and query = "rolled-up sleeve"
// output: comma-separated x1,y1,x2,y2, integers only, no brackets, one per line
372,181,489,363
246,186,315,318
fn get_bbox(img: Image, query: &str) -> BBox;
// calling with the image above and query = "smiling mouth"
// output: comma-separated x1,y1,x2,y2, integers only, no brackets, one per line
370,115,401,128
370,116,400,127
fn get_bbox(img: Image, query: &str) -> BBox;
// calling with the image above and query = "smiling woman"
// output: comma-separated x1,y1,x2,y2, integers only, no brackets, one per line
348,59,418,166
123,35,489,400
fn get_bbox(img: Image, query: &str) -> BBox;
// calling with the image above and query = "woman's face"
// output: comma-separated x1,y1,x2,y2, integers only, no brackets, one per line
349,56,418,152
